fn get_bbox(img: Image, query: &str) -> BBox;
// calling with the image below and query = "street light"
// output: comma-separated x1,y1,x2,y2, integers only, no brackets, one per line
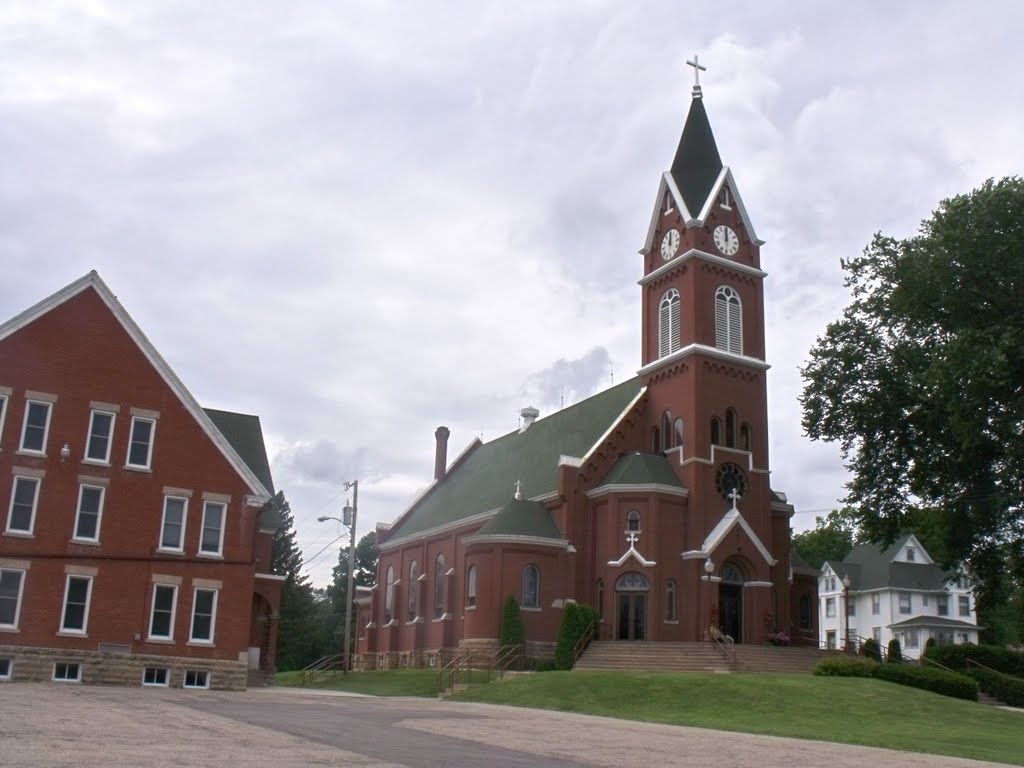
703,558,715,641
842,573,851,653
318,479,358,675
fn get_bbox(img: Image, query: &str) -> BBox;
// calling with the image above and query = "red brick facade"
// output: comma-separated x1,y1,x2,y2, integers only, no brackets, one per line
357,94,818,664
0,274,281,689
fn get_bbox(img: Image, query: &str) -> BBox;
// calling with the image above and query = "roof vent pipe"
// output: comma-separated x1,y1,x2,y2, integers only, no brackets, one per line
519,407,539,433
434,426,450,481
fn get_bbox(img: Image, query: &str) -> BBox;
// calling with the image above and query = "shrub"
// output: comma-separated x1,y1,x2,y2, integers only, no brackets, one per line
924,637,937,655
925,644,1024,677
499,596,524,647
813,657,877,677
969,668,1024,707
531,658,558,673
860,638,882,662
874,663,978,701
887,638,903,663
554,602,600,670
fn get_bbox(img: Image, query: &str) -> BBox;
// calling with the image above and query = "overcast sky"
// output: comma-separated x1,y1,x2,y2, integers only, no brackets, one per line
3,2,1023,588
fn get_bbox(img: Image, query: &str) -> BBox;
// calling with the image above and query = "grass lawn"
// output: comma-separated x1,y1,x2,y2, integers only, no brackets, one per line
275,668,439,697
452,671,1024,766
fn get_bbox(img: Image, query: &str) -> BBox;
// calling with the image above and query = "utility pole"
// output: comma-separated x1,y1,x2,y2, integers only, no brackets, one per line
318,479,358,675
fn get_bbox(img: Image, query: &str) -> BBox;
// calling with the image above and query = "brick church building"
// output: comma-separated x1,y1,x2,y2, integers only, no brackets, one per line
0,272,282,689
359,75,819,663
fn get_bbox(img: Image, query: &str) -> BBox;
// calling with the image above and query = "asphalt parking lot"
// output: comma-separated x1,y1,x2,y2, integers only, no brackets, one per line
0,684,1011,768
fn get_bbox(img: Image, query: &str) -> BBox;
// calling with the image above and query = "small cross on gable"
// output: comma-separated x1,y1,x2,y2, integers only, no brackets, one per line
687,54,707,98
728,487,741,510
626,532,639,546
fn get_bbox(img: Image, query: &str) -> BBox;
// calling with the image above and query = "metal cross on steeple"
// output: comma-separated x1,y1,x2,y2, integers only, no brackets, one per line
728,487,741,511
687,54,707,98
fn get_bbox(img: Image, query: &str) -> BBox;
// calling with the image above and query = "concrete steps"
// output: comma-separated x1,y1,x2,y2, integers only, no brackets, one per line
575,641,835,674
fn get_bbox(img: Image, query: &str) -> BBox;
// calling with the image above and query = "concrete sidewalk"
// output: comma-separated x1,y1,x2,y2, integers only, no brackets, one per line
0,684,1014,768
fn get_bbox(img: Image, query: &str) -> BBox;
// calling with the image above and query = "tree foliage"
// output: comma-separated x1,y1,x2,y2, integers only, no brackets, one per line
268,491,320,671
328,530,379,654
801,177,1024,607
792,509,857,569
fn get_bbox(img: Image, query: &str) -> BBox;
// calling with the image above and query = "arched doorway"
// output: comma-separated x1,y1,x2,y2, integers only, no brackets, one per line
718,562,744,643
615,572,649,641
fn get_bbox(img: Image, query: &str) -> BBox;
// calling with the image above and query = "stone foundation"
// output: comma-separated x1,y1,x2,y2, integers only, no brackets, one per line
0,644,247,690
354,640,555,671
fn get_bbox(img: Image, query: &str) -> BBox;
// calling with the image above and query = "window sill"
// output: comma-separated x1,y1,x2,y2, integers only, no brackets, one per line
156,548,185,556
405,618,423,626
186,640,215,647
196,552,224,560
521,606,541,613
81,459,111,468
124,465,153,474
15,450,46,459
664,620,679,625
56,631,88,638
465,605,477,611
0,627,20,634
2,531,34,539
145,637,174,645
70,539,100,546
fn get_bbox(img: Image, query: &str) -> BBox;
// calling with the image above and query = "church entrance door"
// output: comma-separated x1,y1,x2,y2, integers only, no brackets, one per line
719,584,742,643
614,572,649,641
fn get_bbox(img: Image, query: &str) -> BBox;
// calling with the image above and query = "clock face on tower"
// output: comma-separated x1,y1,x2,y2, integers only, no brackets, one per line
713,225,739,256
660,228,680,260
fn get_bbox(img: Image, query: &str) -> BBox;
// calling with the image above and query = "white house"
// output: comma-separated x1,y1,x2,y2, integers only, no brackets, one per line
819,533,979,660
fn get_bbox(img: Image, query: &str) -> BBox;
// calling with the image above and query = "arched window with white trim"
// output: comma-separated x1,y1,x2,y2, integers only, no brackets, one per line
627,510,641,532
661,410,673,450
726,408,738,448
384,566,395,623
658,289,681,358
407,560,419,621
665,579,678,622
466,564,478,608
433,554,446,619
714,286,742,354
673,418,684,450
522,565,540,609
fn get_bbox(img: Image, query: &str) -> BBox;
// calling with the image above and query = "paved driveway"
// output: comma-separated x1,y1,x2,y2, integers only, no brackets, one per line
0,684,1012,768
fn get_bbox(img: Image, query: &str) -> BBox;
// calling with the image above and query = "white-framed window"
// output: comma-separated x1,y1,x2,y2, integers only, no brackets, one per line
466,564,478,609
847,595,856,616
52,662,81,682
407,560,419,621
0,568,26,629
0,658,11,679
658,288,681,358
126,416,155,469
20,401,52,454
673,418,684,449
190,587,218,643
384,566,395,623
905,546,916,562
433,554,446,619
142,667,168,686
160,496,188,551
872,626,881,643
84,410,116,464
6,476,40,534
725,408,738,448
958,633,970,643
665,579,677,622
905,629,920,649
714,285,742,355
826,630,836,650
522,564,540,609
825,597,836,617
957,574,970,589
0,395,8,444
922,594,929,607
959,595,970,616
937,595,949,616
184,669,210,689
60,575,93,634
148,584,178,640
661,410,673,451
871,593,880,615
626,510,641,532
72,485,105,542
898,592,912,614
199,501,225,556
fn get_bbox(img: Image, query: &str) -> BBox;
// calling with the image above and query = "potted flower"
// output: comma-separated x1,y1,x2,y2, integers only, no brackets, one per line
767,629,791,646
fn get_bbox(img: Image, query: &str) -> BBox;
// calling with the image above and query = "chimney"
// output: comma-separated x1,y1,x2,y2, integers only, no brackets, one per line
519,407,539,433
434,426,450,481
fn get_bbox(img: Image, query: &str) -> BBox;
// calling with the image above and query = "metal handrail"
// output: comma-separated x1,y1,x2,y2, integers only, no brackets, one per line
300,653,346,686
492,644,524,679
570,622,597,668
920,654,959,675
967,658,1020,680
709,628,738,669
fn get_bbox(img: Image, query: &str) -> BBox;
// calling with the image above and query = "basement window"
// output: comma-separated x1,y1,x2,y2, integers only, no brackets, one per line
53,662,81,682
142,667,169,687
0,658,11,679
184,669,210,689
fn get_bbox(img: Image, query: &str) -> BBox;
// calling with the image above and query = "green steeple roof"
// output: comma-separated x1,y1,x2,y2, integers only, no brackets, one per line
386,376,644,541
669,96,723,216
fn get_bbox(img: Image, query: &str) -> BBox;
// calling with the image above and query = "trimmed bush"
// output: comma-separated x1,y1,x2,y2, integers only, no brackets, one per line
860,637,882,662
554,602,600,670
874,663,978,701
969,668,1024,707
924,637,937,654
500,596,524,647
813,657,877,677
887,638,903,663
925,644,1024,677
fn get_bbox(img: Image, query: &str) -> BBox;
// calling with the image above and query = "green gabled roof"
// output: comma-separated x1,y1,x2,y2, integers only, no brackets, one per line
888,616,982,630
825,534,948,591
387,376,644,541
475,498,564,540
596,452,682,488
204,408,275,495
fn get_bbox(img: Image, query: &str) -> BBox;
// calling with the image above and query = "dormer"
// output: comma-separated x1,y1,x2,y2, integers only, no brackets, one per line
890,534,933,565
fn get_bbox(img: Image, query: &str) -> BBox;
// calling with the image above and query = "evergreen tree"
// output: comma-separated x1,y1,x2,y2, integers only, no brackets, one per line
268,491,319,671
500,595,524,646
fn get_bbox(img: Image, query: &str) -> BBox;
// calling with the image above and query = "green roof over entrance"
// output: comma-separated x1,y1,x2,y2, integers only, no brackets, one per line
386,376,644,542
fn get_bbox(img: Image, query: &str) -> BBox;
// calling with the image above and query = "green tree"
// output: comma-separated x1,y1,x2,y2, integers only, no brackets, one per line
792,509,857,569
268,491,319,671
328,531,378,654
500,596,524,646
801,177,1024,607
